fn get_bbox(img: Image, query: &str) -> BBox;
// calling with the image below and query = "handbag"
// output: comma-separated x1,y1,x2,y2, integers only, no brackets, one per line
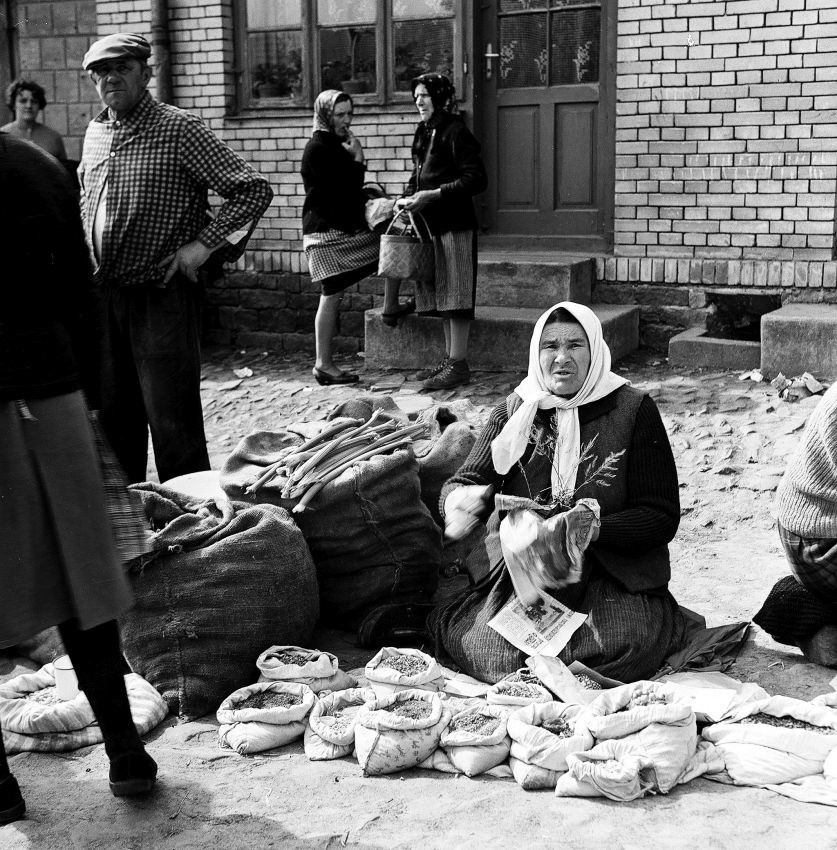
377,209,435,283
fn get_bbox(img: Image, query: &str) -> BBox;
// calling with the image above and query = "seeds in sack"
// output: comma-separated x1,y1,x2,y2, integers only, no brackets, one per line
574,674,602,691
375,655,428,676
506,669,541,685
497,682,542,699
386,698,432,720
620,692,668,711
236,690,302,711
271,650,310,666
450,712,502,736
739,713,834,734
540,717,575,739
25,686,64,706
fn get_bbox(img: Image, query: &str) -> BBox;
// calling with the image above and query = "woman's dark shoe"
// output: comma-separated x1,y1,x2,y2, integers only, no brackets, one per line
422,359,470,391
356,602,435,649
381,297,416,328
0,775,26,824
109,750,158,798
415,356,451,382
312,367,360,386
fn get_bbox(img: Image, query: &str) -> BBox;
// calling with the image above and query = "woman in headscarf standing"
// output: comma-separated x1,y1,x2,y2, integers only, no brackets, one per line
301,90,379,385
395,73,487,391
431,302,685,683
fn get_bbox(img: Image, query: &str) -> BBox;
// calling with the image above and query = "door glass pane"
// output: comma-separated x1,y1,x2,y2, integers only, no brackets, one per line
317,0,375,26
248,30,303,100
499,13,547,89
394,0,454,19
500,0,547,10
247,0,301,30
551,8,600,84
394,19,454,91
320,26,377,94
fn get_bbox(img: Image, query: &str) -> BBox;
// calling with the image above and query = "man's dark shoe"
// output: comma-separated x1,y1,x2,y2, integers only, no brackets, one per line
422,359,470,391
109,749,158,797
415,356,451,382
0,775,25,824
357,603,435,649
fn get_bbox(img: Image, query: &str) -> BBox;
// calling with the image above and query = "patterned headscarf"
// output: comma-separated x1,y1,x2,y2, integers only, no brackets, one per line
410,73,457,113
491,302,629,500
312,89,352,135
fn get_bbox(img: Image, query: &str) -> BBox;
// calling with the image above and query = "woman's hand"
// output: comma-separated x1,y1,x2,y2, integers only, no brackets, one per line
396,189,441,213
444,484,492,540
342,132,365,163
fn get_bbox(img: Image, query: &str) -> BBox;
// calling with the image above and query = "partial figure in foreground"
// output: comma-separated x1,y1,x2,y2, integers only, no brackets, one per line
431,302,685,683
1,78,66,160
754,382,837,667
395,73,487,391
301,89,379,386
0,132,156,824
78,33,273,483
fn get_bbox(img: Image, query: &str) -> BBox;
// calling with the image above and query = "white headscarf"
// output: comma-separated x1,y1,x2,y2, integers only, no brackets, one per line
491,302,628,500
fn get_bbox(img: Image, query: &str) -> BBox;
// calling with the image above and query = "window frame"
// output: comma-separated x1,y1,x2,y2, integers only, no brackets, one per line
233,0,464,111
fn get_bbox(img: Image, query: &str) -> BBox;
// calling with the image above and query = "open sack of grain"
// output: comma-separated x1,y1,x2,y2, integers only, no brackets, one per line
221,416,441,626
553,681,711,801
431,704,512,777
487,669,553,707
701,694,837,785
304,687,376,761
217,681,316,755
256,646,356,693
507,702,593,790
355,689,451,776
364,647,445,697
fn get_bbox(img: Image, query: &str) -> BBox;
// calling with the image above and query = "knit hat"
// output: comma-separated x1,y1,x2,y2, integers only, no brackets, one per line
82,33,151,71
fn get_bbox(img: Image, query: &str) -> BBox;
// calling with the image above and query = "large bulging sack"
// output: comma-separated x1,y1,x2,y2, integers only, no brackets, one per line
121,485,319,720
221,431,441,624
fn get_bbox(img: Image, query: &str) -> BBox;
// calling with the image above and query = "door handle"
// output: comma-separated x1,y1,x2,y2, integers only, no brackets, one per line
484,42,499,80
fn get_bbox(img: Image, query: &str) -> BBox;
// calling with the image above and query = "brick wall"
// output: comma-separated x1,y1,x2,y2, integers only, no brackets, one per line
9,0,100,160
614,0,837,263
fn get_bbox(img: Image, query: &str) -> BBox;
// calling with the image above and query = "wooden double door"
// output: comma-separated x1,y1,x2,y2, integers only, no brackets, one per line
477,0,616,248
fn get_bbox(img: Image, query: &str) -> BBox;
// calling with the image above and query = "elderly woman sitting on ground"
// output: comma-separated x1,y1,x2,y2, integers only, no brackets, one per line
430,302,686,684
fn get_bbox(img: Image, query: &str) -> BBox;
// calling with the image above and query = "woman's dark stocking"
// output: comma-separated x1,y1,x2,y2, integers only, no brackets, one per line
0,729,26,823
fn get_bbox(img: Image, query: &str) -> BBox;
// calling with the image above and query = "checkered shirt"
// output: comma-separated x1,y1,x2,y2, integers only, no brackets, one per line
79,92,273,287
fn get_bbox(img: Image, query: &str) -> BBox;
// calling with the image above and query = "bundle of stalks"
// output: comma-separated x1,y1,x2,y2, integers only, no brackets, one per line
244,412,428,513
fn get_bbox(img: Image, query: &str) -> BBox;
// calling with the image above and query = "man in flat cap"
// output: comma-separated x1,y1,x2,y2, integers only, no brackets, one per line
78,32,274,483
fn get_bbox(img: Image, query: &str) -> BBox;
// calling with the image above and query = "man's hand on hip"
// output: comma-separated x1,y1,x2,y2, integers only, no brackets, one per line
161,240,214,285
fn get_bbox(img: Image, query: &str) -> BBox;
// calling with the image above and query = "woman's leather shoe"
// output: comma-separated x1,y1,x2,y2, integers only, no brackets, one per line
312,367,360,386
381,297,416,328
0,775,25,824
109,750,158,797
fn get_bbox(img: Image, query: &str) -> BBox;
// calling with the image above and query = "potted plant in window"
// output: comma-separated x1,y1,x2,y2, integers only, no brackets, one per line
341,28,369,95
253,63,284,99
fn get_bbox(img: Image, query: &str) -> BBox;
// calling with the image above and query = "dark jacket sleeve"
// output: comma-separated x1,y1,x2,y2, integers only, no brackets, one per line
438,121,488,201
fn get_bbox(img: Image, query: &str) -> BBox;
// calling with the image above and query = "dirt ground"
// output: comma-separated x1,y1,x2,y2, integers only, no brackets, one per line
3,346,837,849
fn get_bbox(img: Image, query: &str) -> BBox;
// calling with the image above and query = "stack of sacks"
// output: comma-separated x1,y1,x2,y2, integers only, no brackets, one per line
421,703,512,777
217,681,315,755
304,687,375,761
355,689,451,776
487,669,553,708
701,694,837,786
257,645,356,693
364,647,444,696
507,702,593,790
554,681,722,801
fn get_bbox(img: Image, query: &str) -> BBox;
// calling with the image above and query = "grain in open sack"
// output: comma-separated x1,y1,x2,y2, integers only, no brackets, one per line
364,647,444,697
304,687,375,761
257,645,356,693
487,670,553,708
583,681,692,741
438,704,511,777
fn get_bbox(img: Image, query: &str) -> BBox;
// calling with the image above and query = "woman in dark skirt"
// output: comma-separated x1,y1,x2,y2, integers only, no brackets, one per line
395,73,487,391
0,133,156,823
431,302,686,684
301,89,380,385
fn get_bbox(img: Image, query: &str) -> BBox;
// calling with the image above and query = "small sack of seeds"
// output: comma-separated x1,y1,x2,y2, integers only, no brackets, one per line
355,689,451,776
217,681,315,755
583,681,691,741
364,647,444,697
506,702,593,790
304,687,375,761
487,670,553,707
256,645,357,694
437,704,511,777
702,694,837,786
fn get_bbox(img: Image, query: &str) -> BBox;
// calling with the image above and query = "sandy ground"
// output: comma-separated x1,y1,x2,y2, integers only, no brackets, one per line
3,346,837,849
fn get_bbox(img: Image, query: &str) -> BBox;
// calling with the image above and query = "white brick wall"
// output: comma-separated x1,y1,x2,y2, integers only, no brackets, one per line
615,0,837,263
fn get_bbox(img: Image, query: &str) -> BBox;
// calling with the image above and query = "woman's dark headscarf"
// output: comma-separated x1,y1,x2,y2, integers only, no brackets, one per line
410,73,457,114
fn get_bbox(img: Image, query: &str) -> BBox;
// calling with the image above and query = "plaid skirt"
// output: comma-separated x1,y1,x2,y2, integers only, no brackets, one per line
303,229,380,295
415,229,477,319
778,521,837,602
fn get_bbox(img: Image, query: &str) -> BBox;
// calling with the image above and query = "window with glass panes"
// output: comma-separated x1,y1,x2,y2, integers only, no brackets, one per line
236,0,459,107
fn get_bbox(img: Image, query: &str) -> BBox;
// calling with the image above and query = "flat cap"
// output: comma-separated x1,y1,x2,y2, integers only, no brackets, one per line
82,33,151,71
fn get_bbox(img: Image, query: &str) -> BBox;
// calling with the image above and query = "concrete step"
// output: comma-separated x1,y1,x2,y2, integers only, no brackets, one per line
365,304,639,373
761,304,837,378
668,327,761,371
475,252,594,309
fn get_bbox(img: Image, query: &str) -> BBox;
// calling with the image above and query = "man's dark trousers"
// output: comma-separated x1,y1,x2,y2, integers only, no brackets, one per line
99,274,210,483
